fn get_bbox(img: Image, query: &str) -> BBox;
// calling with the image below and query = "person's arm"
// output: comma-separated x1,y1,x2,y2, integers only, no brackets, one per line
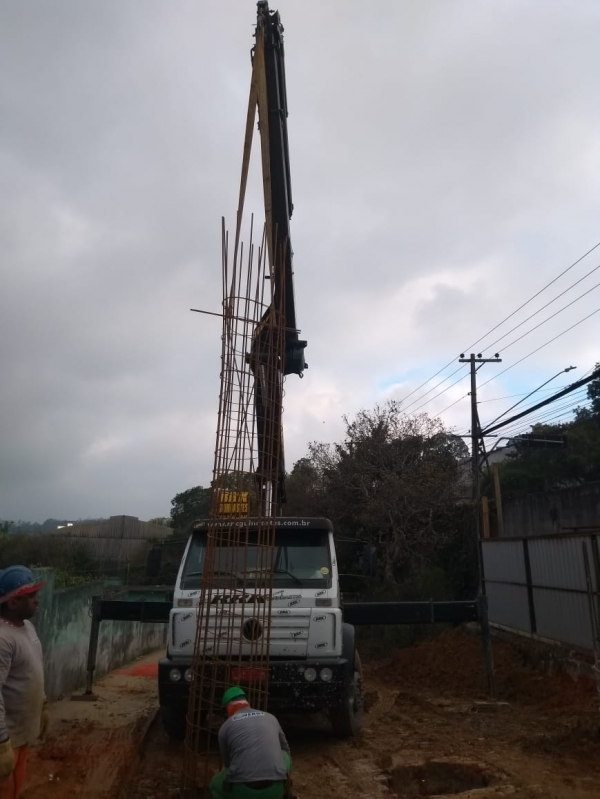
0,637,15,780
278,723,291,754
0,637,13,743
218,723,231,767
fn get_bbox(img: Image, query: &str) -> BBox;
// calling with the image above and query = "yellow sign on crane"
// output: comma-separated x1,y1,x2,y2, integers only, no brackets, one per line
216,490,249,516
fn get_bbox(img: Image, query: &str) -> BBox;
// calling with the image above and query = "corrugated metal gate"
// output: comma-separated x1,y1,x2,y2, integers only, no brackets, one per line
482,533,600,650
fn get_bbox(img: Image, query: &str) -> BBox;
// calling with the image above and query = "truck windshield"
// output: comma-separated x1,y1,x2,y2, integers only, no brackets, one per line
180,528,331,591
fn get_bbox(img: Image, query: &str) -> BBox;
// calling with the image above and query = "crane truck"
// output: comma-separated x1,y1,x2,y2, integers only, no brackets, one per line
157,2,363,740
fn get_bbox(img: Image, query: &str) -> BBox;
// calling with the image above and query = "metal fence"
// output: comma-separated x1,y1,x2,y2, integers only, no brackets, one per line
482,532,600,650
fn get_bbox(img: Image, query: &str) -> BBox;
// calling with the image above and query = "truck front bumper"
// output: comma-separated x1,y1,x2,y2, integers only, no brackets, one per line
159,657,351,712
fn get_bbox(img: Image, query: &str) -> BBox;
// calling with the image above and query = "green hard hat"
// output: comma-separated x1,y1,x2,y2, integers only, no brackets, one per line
222,686,247,707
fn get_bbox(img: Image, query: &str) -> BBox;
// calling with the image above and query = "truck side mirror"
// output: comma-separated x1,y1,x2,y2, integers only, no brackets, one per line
362,544,377,577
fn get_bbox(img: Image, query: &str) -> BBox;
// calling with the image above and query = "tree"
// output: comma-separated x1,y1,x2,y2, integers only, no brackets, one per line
493,367,600,497
148,517,174,527
291,401,468,588
170,486,212,530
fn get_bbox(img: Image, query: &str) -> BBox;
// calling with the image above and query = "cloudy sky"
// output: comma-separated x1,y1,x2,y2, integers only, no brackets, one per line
1,1,600,522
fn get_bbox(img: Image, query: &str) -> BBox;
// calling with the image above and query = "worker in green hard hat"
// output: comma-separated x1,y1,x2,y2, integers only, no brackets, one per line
208,686,294,799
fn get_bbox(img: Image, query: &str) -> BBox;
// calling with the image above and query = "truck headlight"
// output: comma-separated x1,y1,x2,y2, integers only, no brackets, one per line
184,669,193,683
169,668,182,682
320,668,333,682
304,667,317,682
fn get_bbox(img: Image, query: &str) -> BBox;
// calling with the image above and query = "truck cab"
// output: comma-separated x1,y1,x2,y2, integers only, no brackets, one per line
158,517,363,739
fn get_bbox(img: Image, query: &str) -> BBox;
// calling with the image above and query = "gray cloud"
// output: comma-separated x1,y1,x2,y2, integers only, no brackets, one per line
1,0,600,521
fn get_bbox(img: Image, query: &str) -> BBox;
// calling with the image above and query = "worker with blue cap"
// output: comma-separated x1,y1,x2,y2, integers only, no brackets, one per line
209,686,293,799
0,566,48,799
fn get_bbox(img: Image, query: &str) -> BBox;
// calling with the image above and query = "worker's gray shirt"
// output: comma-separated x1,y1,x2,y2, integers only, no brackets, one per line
0,619,45,748
218,707,290,783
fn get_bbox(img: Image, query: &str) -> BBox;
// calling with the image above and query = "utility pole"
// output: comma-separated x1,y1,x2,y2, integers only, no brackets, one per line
459,353,502,541
459,351,501,698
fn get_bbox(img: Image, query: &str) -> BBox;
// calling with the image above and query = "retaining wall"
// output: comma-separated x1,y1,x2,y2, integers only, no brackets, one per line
32,569,166,700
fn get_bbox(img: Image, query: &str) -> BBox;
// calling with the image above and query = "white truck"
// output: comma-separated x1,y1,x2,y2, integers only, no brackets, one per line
157,517,364,740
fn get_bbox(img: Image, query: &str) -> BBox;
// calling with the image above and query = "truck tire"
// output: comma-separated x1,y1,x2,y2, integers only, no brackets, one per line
330,650,364,738
161,704,186,741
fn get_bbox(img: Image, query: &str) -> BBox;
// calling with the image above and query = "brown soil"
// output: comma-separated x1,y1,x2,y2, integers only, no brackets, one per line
22,633,600,798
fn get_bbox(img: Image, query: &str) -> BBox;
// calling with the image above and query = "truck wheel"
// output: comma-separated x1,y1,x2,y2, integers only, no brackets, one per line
161,704,186,741
330,650,364,738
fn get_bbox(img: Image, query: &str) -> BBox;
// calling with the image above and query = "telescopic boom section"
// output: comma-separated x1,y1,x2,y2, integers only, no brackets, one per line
251,2,307,515
257,1,307,377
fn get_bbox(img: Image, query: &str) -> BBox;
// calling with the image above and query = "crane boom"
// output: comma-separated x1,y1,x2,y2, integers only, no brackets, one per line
251,2,307,515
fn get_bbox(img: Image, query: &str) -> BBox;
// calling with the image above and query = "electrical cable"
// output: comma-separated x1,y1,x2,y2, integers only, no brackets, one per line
397,242,600,409
505,404,590,439
481,262,600,355
494,394,589,438
493,391,588,432
400,365,467,414
478,385,571,403
492,280,600,354
478,308,600,390
406,370,471,415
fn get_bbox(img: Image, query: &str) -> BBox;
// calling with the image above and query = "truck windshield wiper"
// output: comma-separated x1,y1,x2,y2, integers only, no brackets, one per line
273,569,302,586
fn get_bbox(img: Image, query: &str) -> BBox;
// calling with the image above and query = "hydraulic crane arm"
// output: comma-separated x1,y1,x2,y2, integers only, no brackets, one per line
257,1,307,377
248,2,306,515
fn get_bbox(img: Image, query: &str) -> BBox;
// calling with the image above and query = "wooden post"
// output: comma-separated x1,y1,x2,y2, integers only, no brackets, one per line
492,464,504,537
481,496,490,539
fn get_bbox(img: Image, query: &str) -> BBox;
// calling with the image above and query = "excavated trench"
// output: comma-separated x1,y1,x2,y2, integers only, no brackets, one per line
388,760,492,797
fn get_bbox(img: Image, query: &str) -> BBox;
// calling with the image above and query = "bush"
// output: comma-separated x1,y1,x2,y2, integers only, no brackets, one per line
0,533,95,582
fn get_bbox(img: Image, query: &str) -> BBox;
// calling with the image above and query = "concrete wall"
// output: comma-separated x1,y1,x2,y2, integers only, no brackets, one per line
502,481,600,537
33,569,167,700
51,515,167,564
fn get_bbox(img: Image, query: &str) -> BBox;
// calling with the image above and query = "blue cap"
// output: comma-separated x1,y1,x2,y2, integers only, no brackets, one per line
0,566,45,604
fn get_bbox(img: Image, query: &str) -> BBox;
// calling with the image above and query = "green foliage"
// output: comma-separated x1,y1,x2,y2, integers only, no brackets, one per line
170,486,212,531
286,401,476,594
489,365,600,498
0,533,95,581
148,517,174,527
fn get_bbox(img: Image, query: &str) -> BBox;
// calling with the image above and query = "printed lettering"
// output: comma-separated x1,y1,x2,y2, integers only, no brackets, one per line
315,642,328,650
312,615,326,622
209,593,267,605
180,639,192,648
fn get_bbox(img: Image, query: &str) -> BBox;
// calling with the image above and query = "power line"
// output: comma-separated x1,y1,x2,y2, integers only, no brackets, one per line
481,261,600,354
478,385,572,403
474,241,600,350
504,403,590,439
481,370,599,435
457,387,590,438
400,365,467,414
490,393,589,437
494,280,600,354
399,241,600,413
498,394,589,437
478,308,600,391
406,370,471,415
438,393,470,415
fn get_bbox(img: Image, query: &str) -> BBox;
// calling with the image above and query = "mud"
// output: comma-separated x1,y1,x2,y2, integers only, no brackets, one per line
22,632,600,798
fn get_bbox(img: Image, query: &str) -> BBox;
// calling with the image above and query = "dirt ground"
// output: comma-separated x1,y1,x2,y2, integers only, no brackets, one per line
22,655,159,799
22,632,600,798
